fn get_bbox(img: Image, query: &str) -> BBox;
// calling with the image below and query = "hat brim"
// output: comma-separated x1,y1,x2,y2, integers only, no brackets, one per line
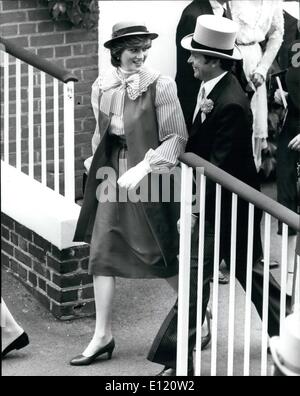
181,33,242,61
283,2,300,21
269,337,300,377
104,32,158,48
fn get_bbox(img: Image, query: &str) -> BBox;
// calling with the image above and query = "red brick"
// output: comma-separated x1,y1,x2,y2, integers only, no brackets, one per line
81,286,94,300
2,1,19,11
47,255,79,274
1,24,18,36
29,243,46,263
27,9,51,21
15,223,33,241
37,47,54,59
18,263,29,281
1,225,10,241
19,23,37,34
30,33,64,47
18,236,29,252
32,260,51,279
52,272,92,288
65,30,97,43
1,252,10,268
33,233,52,252
80,257,89,271
66,56,98,69
73,43,98,56
28,271,38,287
47,284,78,303
20,0,39,8
55,45,71,58
38,21,55,33
15,248,32,268
6,36,29,49
1,214,15,229
1,239,14,256
38,277,46,291
53,20,73,31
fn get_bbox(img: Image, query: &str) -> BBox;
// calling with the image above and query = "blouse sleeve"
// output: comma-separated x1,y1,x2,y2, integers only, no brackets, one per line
144,75,188,171
91,77,101,154
83,77,102,172
255,1,284,79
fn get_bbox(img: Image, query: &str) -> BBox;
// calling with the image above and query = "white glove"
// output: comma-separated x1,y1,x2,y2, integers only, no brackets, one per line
117,159,152,190
274,88,288,106
177,214,198,234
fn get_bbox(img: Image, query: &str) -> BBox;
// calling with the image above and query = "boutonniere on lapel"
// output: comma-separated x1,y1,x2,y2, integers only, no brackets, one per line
200,98,214,114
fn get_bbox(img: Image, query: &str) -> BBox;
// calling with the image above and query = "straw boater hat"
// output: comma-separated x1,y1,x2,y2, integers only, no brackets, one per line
181,14,242,61
269,311,300,376
104,21,158,49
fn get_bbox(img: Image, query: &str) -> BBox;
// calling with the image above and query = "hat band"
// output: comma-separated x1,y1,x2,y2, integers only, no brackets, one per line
112,25,149,39
191,39,234,56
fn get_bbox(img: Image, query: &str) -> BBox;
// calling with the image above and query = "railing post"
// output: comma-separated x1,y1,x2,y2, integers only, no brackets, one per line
3,52,9,163
293,234,300,310
64,81,75,202
176,163,193,376
194,170,207,376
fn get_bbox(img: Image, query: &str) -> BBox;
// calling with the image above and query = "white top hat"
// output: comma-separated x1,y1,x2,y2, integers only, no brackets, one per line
283,1,300,21
181,14,242,60
269,311,300,376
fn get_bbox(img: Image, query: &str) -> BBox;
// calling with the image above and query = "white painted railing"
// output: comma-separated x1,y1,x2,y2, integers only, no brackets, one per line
177,153,300,376
0,37,78,202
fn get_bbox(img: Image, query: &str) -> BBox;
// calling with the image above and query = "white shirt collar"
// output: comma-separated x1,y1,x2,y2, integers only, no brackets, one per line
209,0,226,16
201,71,228,98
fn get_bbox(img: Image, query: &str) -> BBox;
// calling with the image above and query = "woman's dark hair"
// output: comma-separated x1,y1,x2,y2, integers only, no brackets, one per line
109,36,152,67
203,54,235,71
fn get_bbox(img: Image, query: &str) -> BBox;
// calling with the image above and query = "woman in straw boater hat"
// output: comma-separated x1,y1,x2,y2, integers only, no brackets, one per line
70,21,188,366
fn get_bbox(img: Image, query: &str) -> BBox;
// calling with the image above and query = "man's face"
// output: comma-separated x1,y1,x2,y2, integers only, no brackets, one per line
188,51,212,81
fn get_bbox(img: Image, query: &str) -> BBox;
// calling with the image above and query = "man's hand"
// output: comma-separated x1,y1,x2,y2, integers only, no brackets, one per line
117,159,152,190
177,214,198,234
288,134,300,152
250,72,265,88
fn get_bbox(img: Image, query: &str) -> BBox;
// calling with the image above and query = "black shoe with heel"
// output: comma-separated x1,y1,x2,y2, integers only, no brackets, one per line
1,332,29,359
70,338,115,366
201,308,212,350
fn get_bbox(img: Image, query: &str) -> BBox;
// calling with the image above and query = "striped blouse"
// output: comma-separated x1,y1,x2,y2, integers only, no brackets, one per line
89,67,188,172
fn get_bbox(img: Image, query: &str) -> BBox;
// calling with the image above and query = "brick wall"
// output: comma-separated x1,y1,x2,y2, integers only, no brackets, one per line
1,213,95,320
0,0,99,198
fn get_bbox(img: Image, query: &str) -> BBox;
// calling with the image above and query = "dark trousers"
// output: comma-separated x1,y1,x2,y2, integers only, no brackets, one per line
147,218,289,370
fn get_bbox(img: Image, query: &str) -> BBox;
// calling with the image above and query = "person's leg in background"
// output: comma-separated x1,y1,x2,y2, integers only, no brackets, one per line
1,298,29,358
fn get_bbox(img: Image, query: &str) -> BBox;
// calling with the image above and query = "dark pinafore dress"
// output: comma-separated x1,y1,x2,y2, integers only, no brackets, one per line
73,78,180,279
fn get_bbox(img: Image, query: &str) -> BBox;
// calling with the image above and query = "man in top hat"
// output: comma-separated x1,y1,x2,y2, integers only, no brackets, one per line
176,0,229,128
269,310,300,376
147,14,287,376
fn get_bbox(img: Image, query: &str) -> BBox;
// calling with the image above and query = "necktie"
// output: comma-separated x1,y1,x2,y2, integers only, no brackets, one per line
223,1,232,20
193,86,206,123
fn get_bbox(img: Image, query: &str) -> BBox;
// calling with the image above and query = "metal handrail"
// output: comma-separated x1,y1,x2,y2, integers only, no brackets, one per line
180,152,300,232
0,36,78,83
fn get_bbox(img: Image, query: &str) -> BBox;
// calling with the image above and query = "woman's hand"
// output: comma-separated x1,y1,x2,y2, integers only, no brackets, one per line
288,134,300,152
117,159,152,190
250,72,265,88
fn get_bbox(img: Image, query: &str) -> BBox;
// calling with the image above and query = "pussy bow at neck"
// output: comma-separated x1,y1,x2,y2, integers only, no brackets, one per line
99,67,160,116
